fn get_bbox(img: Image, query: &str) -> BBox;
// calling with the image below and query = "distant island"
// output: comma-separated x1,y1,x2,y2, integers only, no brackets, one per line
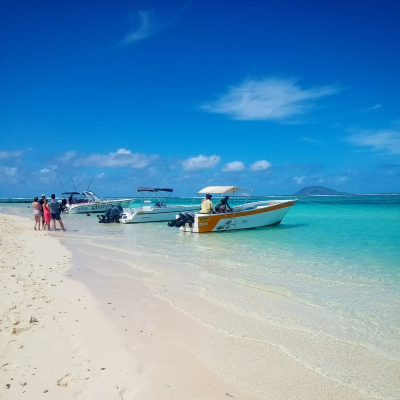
293,186,348,196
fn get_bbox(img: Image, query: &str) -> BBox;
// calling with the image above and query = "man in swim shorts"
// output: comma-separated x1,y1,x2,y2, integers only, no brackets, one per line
49,194,66,231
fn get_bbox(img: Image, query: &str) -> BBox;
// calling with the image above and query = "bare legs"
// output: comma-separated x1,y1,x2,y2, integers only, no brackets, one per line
58,220,66,231
34,214,41,230
52,219,66,231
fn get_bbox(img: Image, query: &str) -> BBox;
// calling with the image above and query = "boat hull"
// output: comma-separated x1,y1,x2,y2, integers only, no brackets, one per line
67,199,135,214
121,205,200,223
180,200,296,233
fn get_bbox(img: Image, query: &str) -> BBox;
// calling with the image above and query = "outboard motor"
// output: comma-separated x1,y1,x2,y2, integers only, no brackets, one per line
168,212,195,228
98,204,124,223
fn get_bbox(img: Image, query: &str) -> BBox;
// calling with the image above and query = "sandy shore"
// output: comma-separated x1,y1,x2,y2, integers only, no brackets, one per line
0,214,262,399
0,213,373,399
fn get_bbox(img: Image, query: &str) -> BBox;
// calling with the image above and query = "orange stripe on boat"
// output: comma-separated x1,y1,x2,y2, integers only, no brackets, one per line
198,201,296,232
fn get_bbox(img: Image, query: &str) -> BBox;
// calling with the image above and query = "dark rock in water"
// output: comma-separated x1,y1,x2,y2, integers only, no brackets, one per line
293,186,348,196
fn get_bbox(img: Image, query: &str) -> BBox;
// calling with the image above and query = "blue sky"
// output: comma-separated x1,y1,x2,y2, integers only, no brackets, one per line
1,0,399,197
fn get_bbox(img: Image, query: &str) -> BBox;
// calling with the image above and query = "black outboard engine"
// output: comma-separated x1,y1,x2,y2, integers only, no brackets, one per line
168,212,195,228
98,204,124,223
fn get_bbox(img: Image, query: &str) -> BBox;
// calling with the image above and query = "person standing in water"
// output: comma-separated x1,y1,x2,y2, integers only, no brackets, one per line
32,197,42,230
39,198,45,229
43,198,51,231
49,194,66,231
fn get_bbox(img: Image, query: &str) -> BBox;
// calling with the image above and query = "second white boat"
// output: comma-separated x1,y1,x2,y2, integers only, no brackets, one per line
121,187,201,223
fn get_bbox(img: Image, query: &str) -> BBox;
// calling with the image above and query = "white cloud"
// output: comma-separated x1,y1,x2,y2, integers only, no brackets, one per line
120,10,157,46
61,149,158,169
222,161,245,172
40,165,58,174
249,160,271,171
182,155,220,171
0,150,24,160
6,167,17,176
60,151,77,163
335,176,348,183
0,166,18,183
84,149,157,168
202,78,339,121
294,176,306,184
118,2,193,47
347,130,400,155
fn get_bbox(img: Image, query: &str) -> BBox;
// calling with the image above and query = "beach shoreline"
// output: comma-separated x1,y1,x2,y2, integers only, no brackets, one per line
0,212,392,399
0,214,262,399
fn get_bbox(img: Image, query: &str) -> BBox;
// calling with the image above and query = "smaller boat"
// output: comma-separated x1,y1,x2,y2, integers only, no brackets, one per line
121,187,201,223
63,191,136,214
175,186,296,233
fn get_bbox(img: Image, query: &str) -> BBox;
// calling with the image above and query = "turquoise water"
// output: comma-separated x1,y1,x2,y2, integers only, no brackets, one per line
2,195,400,398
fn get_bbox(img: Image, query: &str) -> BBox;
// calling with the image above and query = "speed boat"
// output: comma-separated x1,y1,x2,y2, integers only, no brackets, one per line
176,186,296,233
63,191,136,214
120,187,201,223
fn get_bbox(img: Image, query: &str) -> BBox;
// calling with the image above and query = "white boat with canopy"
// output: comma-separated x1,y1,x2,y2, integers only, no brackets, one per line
120,187,201,223
63,191,136,214
176,186,296,233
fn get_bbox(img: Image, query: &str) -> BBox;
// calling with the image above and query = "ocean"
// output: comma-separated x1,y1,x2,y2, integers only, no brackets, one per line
2,194,399,399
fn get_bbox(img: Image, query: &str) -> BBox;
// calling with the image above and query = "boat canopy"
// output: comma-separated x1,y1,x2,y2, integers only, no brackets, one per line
198,186,246,194
62,192,82,195
137,187,173,193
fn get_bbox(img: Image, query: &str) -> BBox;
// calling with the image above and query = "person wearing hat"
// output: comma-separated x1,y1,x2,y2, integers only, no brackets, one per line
215,196,233,213
200,193,214,214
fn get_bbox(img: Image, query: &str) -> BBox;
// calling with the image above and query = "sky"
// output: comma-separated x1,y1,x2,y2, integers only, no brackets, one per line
1,0,399,197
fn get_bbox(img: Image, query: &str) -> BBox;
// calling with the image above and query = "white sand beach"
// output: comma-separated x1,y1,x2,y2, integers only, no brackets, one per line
0,214,378,399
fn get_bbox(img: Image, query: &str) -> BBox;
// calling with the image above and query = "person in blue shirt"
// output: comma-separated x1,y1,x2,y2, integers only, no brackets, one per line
49,194,66,231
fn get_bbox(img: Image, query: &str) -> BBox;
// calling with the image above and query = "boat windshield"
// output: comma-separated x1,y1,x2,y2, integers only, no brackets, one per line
137,187,173,206
82,191,101,203
62,192,88,205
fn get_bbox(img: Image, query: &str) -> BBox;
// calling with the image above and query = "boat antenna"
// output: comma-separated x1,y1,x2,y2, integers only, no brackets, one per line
87,176,94,191
71,178,77,191
58,177,67,192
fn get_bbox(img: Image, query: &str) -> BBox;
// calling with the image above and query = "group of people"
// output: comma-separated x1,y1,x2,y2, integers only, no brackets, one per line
31,194,66,231
200,194,233,214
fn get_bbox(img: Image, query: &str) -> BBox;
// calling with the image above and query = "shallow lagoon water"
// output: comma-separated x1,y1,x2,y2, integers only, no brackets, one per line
2,195,400,398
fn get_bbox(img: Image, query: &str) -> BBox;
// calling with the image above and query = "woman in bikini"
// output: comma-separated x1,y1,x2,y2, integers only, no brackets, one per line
43,198,51,231
32,197,42,230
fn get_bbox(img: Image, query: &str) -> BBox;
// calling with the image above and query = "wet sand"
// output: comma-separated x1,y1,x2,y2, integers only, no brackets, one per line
0,214,373,399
